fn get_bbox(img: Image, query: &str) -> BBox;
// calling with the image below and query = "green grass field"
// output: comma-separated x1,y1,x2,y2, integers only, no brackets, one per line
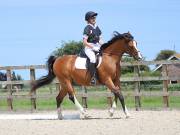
0,94,180,111
0,84,180,111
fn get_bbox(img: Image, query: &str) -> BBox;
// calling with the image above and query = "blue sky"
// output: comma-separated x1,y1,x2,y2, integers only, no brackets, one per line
0,0,180,78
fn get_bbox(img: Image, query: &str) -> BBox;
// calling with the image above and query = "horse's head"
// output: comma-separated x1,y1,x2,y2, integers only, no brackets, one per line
122,32,142,60
100,31,143,60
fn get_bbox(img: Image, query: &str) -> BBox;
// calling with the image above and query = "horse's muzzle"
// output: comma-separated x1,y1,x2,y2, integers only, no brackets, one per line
134,52,143,61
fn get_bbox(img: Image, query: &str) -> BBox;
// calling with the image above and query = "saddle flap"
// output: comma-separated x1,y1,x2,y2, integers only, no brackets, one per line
75,57,102,69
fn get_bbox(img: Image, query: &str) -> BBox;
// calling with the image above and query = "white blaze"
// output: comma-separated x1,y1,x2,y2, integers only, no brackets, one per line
133,40,142,59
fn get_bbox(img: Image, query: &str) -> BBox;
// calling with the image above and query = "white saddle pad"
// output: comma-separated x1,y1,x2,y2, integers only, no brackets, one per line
75,57,102,69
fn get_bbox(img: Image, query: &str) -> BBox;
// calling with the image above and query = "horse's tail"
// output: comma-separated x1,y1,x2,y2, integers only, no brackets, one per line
30,55,57,93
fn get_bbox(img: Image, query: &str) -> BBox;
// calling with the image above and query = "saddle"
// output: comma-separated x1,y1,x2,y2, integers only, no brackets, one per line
75,50,102,69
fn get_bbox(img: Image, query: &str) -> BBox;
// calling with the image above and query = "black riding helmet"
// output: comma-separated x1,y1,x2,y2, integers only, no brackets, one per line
85,11,98,21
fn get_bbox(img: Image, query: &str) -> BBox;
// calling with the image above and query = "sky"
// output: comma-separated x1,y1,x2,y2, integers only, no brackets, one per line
0,0,180,79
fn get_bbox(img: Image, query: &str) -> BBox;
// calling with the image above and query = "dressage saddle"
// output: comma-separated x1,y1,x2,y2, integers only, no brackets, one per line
78,49,101,69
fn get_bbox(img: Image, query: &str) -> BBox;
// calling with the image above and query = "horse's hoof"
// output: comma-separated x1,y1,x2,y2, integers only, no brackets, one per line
125,114,130,119
84,114,91,119
109,112,113,117
58,113,63,120
57,109,63,120
108,108,114,117
81,113,91,119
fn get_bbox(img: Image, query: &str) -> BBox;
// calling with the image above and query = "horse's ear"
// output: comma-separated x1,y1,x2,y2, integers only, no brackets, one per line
128,31,130,34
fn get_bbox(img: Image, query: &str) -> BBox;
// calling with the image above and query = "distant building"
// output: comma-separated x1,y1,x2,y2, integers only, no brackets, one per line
153,53,180,84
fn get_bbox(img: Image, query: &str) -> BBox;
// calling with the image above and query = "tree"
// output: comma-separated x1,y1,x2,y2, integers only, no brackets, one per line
0,71,24,89
0,72,7,81
53,41,84,56
16,75,23,81
154,50,176,61
11,71,17,81
154,49,176,67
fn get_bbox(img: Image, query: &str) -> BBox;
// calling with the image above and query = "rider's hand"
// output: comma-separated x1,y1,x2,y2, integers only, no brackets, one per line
92,46,100,52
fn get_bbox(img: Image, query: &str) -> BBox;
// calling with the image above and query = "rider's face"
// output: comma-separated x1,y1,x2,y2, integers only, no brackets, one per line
88,16,96,25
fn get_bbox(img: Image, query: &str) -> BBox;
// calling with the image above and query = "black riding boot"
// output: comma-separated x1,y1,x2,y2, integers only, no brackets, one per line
88,63,97,85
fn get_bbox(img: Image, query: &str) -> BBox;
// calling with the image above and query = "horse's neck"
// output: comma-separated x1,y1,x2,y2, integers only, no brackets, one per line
102,53,121,64
102,41,125,61
102,47,123,64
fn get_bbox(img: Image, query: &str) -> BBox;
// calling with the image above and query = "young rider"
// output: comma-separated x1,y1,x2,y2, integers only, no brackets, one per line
83,11,103,85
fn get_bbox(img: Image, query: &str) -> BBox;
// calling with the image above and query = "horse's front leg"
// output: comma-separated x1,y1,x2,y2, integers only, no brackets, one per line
108,77,120,117
105,78,130,118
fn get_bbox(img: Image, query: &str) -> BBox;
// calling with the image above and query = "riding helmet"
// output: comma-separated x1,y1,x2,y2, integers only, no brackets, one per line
85,11,98,21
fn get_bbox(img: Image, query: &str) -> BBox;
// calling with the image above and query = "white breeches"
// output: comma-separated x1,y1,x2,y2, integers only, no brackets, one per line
85,48,96,63
85,44,100,63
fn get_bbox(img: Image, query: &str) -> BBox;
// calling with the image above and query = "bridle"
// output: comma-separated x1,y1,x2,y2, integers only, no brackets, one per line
125,40,139,57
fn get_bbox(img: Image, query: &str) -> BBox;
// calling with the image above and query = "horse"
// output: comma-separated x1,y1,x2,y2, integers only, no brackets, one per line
31,32,142,119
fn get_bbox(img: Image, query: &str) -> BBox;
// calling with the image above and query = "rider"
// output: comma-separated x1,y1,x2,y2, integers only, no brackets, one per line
83,11,103,85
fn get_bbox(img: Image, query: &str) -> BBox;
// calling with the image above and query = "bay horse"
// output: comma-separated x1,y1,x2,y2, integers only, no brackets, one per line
31,32,142,119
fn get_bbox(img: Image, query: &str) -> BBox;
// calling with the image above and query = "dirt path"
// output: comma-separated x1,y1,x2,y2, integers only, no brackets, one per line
0,110,180,135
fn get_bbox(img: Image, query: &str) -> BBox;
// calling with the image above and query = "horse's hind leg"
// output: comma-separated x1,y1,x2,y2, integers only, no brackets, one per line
65,80,90,118
56,86,67,120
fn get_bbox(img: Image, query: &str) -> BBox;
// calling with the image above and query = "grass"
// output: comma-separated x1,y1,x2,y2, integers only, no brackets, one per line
141,97,163,108
1,94,180,111
169,96,180,108
0,83,180,111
